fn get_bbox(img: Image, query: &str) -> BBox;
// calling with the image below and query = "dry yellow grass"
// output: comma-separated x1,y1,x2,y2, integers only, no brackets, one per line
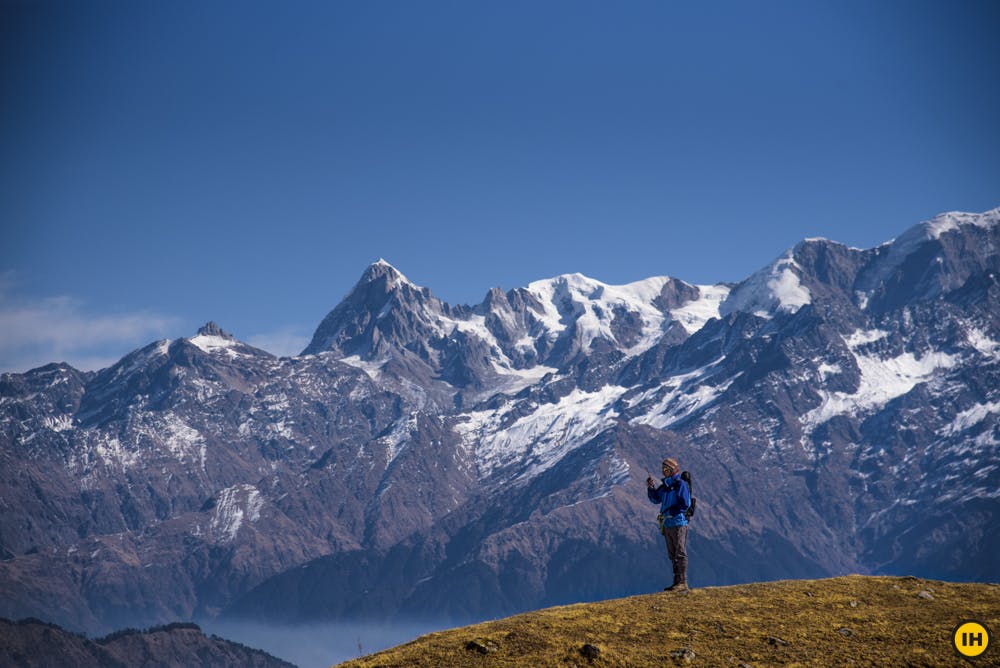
335,576,999,667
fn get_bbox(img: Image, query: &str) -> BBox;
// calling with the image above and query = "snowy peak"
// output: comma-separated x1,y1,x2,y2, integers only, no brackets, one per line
876,207,999,268
917,207,1000,241
525,273,675,307
721,249,812,318
301,205,1000,380
188,322,248,354
718,207,1000,319
514,273,723,362
719,235,868,321
340,260,430,317
855,207,1000,312
359,258,414,290
301,264,725,394
723,234,870,320
302,261,447,358
346,259,429,310
668,283,730,334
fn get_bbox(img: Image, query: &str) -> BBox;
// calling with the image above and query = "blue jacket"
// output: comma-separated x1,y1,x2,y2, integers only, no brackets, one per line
648,473,691,528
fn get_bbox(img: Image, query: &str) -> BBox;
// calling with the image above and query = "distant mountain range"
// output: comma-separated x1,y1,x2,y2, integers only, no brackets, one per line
1,207,998,635
0,618,293,667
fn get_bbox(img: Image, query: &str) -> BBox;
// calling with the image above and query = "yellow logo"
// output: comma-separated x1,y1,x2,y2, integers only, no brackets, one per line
952,620,991,658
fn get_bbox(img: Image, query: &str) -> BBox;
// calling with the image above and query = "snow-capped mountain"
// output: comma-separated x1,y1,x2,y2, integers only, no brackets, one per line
302,258,728,406
2,207,998,633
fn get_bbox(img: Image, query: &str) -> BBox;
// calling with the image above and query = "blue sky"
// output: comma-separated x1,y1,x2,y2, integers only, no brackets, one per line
2,1,998,372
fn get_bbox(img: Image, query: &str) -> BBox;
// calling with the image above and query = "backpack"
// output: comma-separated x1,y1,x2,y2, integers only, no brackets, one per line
680,470,697,520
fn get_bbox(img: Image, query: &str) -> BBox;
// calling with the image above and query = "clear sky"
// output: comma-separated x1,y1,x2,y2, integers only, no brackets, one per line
1,1,998,372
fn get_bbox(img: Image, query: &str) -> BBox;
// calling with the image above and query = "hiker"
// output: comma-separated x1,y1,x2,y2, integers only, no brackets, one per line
647,457,691,591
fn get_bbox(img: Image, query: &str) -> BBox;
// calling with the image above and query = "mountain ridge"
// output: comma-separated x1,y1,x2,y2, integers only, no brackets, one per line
1,206,997,635
0,618,295,668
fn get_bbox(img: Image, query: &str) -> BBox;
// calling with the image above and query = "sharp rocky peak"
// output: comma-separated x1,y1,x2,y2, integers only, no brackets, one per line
195,322,236,340
343,260,437,309
360,259,413,288
301,261,447,357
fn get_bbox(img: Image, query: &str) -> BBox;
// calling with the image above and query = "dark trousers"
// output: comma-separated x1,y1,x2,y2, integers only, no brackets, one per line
663,525,688,585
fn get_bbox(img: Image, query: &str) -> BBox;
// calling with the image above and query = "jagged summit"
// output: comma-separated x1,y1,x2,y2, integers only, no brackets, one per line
301,261,445,358
186,321,254,356
360,258,413,287
195,322,235,340
345,260,427,306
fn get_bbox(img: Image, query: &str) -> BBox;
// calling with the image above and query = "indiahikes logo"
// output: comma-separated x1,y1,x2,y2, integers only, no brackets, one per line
952,620,991,659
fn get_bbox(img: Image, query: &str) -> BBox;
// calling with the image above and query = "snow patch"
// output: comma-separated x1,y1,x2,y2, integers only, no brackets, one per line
940,401,1000,437
267,419,295,440
93,435,142,471
670,285,730,334
817,363,842,381
845,329,890,348
924,208,999,240
721,252,811,317
340,355,387,379
802,344,958,430
379,412,419,465
966,328,1000,357
630,361,732,429
440,312,518,368
524,273,677,355
768,260,811,312
855,291,870,310
210,484,264,543
189,334,238,353
604,453,631,488
489,361,559,395
43,415,74,432
459,385,627,482
161,413,207,470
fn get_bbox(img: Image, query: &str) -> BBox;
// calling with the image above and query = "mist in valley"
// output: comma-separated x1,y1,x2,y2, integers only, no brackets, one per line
204,617,464,667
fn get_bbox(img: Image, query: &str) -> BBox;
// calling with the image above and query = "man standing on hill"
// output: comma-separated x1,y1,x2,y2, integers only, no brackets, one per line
647,457,691,592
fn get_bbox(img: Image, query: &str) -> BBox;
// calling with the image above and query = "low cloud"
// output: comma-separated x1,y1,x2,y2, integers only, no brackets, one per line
204,618,454,668
0,281,179,373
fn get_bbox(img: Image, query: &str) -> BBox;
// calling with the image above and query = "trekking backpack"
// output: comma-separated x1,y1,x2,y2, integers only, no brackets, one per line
680,470,697,520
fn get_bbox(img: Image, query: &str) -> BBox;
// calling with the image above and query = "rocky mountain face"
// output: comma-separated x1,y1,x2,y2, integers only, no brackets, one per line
1,208,998,635
0,618,294,668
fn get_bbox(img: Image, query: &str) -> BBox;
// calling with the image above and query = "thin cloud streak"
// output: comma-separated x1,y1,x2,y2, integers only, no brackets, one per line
246,327,311,358
0,285,179,373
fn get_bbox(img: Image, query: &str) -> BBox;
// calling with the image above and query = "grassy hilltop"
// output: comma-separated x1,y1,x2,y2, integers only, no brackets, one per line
336,576,999,667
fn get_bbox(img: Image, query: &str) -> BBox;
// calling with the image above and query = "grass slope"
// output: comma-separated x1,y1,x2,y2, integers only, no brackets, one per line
336,576,999,667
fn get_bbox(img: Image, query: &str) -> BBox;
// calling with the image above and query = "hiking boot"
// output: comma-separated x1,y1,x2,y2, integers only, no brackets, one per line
664,582,689,592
